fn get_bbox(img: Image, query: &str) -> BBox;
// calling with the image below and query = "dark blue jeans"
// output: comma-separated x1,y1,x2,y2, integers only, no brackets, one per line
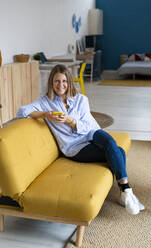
69,129,128,182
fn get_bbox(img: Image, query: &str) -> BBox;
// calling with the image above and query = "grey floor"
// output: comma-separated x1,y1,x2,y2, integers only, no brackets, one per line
0,216,76,248
1,72,151,247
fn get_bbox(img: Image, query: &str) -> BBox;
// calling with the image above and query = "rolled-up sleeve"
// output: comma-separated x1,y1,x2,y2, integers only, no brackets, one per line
16,99,43,118
73,95,100,135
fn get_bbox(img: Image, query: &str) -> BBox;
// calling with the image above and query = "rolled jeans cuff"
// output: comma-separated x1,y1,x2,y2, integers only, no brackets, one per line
117,177,128,183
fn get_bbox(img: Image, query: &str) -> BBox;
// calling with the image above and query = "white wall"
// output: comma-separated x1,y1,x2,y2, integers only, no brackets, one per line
0,0,95,64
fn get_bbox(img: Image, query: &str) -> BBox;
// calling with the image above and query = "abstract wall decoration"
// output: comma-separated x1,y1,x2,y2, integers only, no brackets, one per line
72,14,81,33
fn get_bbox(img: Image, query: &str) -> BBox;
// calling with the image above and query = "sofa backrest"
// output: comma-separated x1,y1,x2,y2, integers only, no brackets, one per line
0,118,59,200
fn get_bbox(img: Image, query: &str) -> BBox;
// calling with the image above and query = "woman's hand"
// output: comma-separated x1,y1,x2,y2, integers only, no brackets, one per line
47,112,76,129
50,112,69,123
29,111,76,129
44,111,67,123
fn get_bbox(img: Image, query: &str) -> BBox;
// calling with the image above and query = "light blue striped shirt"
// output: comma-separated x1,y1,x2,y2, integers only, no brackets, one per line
16,93,100,157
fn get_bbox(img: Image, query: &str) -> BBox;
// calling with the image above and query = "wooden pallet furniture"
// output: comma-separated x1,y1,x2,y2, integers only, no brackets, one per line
0,61,39,125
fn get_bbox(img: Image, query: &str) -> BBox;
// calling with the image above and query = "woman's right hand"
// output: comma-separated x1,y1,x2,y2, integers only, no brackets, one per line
43,111,64,122
43,111,52,120
43,111,54,121
29,111,76,128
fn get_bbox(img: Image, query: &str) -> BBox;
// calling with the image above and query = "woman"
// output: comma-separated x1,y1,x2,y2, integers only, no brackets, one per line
16,64,144,215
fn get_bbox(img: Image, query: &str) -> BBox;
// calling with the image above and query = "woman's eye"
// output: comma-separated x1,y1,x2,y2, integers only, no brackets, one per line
54,80,67,84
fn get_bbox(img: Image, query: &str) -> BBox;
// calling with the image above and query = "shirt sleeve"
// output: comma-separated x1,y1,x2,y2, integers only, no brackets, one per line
73,95,100,135
16,97,44,118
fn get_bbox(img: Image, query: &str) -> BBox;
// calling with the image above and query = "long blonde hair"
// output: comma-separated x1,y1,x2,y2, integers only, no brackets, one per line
47,64,78,100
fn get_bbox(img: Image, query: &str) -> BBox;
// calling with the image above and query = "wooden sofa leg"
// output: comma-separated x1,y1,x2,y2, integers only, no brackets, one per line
75,225,85,247
0,215,4,232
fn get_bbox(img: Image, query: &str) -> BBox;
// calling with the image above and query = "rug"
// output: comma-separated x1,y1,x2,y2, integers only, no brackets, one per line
98,79,151,87
91,111,114,129
67,140,151,248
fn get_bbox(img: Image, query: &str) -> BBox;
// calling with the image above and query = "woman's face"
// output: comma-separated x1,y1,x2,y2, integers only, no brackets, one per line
52,72,68,98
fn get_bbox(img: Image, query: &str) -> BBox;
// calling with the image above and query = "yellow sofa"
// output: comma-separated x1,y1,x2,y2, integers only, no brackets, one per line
0,118,131,247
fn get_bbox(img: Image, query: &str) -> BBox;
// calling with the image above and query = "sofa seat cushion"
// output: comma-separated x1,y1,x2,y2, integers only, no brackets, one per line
0,118,59,199
107,131,131,154
19,157,113,222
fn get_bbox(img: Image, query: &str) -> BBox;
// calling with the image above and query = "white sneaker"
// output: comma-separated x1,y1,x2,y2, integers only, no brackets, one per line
118,188,144,215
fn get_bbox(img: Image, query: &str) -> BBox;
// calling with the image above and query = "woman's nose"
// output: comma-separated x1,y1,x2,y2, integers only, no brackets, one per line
58,80,64,85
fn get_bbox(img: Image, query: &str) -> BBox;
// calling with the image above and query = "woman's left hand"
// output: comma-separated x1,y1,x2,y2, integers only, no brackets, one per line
55,113,68,123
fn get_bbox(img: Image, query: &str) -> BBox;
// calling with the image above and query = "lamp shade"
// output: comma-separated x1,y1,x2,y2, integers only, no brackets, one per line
88,9,103,35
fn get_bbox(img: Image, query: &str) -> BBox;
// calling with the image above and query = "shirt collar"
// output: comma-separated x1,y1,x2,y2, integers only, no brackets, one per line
52,94,74,106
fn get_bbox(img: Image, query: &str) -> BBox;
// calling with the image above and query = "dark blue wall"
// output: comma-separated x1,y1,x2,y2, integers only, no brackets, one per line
96,0,151,69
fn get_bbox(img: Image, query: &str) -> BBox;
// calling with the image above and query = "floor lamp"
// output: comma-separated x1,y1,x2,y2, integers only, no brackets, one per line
88,8,103,49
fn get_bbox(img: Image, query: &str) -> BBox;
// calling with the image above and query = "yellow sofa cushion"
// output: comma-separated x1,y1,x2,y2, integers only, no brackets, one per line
0,118,59,199
19,132,131,222
19,157,113,222
107,131,131,154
